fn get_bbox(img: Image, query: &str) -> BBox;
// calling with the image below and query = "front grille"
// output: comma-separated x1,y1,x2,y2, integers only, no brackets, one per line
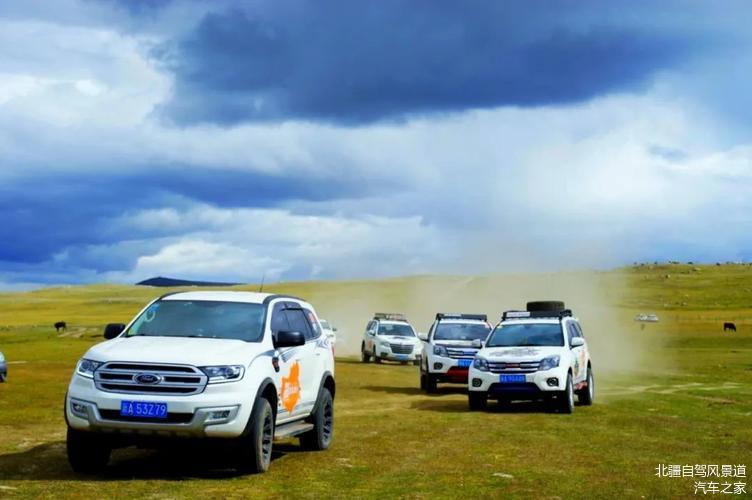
390,343,414,354
489,382,541,393
487,361,540,374
445,347,479,359
94,362,208,396
99,409,194,424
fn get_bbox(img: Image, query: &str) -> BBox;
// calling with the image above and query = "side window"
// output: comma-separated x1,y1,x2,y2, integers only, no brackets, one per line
366,321,375,333
270,302,290,333
284,308,314,340
566,323,577,345
303,309,321,339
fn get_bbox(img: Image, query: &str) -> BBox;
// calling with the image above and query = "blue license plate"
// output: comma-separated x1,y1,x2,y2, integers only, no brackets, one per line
500,374,526,383
457,359,472,368
120,400,168,419
395,354,408,361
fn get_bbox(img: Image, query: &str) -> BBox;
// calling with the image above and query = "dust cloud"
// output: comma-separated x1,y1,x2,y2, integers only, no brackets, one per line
296,271,653,375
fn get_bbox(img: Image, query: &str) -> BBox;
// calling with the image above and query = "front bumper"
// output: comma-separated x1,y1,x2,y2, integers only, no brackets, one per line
468,366,567,396
425,353,473,375
65,374,250,438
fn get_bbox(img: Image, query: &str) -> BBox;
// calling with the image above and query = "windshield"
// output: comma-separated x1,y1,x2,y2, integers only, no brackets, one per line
126,300,265,342
486,322,564,347
378,323,415,336
434,322,491,341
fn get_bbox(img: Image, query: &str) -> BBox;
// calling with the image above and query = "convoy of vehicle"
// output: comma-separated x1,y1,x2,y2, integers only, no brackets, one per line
420,313,491,393
56,293,592,475
361,313,422,365
64,291,335,474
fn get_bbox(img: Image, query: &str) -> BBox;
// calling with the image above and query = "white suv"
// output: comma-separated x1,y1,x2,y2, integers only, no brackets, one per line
64,291,335,474
468,303,593,413
420,314,492,393
361,313,422,365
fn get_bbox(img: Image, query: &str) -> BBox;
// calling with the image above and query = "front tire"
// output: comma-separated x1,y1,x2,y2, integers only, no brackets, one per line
67,427,111,474
577,367,594,406
557,373,575,414
300,388,334,451
468,391,488,411
425,373,437,393
374,356,382,364
361,343,371,363
236,397,274,474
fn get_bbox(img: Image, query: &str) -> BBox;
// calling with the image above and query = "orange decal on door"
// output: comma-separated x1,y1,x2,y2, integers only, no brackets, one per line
281,361,301,413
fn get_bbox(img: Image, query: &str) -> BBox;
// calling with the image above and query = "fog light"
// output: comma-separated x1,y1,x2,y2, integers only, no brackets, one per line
70,400,89,418
433,363,443,370
472,378,482,387
210,410,231,420
547,377,559,387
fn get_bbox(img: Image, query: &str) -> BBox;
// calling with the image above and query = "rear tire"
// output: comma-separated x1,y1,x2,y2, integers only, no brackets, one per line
66,427,111,474
236,397,274,474
468,391,488,411
577,367,594,406
300,388,334,451
557,373,575,414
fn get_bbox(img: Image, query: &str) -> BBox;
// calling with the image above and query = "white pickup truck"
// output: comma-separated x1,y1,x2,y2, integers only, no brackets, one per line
64,291,335,474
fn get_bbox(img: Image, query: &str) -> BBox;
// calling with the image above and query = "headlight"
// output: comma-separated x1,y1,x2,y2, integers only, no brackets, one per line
473,357,490,371
433,345,448,357
200,365,245,383
76,358,102,378
539,355,560,371
379,340,390,348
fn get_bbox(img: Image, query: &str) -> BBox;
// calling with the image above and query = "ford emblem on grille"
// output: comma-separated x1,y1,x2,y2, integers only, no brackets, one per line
134,373,162,385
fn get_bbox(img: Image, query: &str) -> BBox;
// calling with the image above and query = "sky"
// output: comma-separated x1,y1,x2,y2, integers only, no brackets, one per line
1,0,751,288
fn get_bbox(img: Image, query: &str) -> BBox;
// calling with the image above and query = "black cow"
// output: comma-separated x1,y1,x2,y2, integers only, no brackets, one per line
723,322,736,332
54,321,67,332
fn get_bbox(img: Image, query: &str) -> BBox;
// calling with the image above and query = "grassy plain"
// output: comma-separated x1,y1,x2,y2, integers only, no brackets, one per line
0,264,750,498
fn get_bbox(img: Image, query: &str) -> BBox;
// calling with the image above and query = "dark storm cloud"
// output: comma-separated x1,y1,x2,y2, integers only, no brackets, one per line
0,165,385,265
155,1,699,125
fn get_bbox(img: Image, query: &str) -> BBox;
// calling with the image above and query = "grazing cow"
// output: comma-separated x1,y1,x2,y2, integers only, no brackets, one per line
723,322,736,332
54,321,67,332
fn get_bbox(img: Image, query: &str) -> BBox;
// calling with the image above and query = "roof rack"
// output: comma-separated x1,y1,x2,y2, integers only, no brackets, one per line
502,309,572,321
436,313,488,322
374,312,408,322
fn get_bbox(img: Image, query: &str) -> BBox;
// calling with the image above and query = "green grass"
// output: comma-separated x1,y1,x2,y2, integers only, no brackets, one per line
1,265,751,498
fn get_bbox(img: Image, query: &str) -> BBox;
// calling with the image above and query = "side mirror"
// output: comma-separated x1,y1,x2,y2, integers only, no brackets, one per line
418,332,428,341
570,337,585,348
275,330,306,348
472,338,482,348
104,323,125,339
367,330,376,336
332,327,338,332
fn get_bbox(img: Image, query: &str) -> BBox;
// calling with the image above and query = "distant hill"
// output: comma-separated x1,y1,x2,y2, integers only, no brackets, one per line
135,276,241,287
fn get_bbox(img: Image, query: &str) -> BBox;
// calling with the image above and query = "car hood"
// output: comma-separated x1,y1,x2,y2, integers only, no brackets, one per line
85,336,263,366
434,339,483,349
482,346,563,361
